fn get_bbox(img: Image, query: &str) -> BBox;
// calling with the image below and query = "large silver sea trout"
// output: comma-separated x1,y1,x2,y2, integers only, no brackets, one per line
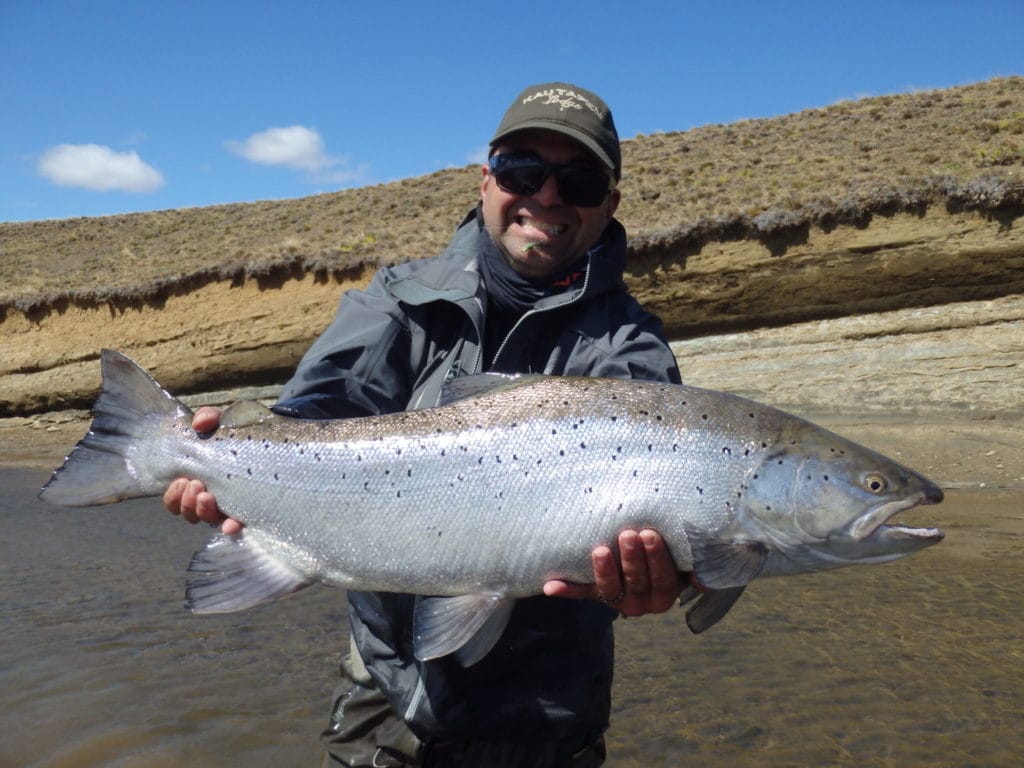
41,350,943,665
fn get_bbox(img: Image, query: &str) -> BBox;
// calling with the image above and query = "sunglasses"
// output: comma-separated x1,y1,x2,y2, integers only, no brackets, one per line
487,153,613,208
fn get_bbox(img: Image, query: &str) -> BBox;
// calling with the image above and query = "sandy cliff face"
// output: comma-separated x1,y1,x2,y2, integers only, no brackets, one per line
2,205,1020,418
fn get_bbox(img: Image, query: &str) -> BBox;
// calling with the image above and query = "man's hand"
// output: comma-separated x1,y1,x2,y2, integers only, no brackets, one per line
543,529,684,616
162,406,244,535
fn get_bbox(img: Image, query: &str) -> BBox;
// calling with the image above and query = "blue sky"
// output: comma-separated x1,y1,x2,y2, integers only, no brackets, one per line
2,1,1021,223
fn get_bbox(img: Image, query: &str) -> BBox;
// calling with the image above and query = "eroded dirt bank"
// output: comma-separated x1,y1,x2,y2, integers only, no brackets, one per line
2,207,1021,418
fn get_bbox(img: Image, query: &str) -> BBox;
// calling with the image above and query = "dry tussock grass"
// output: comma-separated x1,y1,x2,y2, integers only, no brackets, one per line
2,77,1022,314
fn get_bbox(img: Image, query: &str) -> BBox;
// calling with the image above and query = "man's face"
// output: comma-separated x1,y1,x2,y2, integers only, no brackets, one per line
480,129,620,280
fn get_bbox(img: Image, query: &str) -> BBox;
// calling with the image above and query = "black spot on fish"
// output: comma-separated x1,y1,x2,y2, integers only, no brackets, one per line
702,414,708,420
723,447,732,456
246,468,252,476
230,448,237,457
274,472,279,481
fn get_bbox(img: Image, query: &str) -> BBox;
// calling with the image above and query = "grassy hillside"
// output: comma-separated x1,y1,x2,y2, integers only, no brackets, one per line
2,77,1022,313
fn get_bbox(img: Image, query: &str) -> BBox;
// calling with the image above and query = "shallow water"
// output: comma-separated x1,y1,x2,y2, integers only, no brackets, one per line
2,467,1022,767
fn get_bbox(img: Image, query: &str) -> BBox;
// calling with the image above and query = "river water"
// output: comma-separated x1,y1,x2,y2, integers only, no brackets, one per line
2,466,1022,767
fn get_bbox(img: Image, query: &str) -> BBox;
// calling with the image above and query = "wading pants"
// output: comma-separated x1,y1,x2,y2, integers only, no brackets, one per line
320,638,606,768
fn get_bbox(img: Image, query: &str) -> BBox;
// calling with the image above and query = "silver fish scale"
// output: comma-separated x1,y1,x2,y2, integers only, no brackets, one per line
155,376,780,597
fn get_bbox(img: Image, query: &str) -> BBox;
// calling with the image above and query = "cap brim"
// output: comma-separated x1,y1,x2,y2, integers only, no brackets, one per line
490,119,616,173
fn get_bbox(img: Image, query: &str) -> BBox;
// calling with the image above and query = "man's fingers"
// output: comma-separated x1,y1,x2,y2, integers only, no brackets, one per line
619,530,650,600
591,544,625,604
163,477,187,515
192,406,221,434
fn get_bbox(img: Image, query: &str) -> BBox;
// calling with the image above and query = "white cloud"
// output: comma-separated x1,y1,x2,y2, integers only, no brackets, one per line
226,125,337,172
38,144,164,192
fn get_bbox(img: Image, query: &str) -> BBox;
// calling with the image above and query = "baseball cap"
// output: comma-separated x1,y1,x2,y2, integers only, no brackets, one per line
489,82,621,180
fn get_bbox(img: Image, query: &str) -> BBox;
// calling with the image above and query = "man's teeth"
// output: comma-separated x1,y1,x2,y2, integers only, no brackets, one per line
517,217,566,235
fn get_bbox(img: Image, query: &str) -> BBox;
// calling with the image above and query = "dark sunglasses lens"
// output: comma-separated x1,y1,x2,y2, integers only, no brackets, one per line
494,163,546,197
556,168,610,207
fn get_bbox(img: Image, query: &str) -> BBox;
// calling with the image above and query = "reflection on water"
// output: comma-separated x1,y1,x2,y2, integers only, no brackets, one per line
2,467,1022,767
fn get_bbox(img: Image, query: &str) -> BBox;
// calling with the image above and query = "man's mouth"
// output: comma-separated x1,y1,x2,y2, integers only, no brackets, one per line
515,216,567,237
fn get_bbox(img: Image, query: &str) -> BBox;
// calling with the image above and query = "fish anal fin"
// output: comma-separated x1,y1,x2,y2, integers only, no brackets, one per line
683,585,747,634
220,400,278,429
413,594,515,666
186,533,314,613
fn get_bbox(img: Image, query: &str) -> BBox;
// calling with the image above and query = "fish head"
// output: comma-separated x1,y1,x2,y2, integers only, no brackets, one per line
742,424,944,574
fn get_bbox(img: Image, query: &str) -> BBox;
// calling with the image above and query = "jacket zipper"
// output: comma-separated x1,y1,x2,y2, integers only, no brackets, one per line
489,259,592,372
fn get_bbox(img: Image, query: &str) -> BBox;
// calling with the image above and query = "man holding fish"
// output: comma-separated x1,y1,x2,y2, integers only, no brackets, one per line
165,82,686,766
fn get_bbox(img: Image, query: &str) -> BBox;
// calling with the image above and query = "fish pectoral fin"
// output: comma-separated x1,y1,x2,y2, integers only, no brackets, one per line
220,400,279,428
688,531,768,589
682,586,747,634
413,594,515,666
185,533,314,613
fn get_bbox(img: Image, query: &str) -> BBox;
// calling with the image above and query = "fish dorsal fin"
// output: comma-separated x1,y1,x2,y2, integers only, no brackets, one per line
220,400,278,428
185,533,314,613
681,585,747,634
439,373,544,406
687,530,768,589
413,594,515,666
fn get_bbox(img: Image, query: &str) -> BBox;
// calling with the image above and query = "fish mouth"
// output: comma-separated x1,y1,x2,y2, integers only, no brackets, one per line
845,483,945,544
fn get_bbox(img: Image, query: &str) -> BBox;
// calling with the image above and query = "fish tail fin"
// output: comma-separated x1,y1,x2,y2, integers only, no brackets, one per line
39,349,192,506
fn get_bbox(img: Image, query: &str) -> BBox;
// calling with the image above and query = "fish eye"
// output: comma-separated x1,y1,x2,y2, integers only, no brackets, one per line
863,473,889,494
